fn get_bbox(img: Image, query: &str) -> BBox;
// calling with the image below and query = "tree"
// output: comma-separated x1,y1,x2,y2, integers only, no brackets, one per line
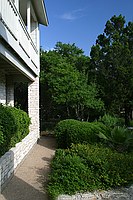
40,42,104,121
90,15,133,124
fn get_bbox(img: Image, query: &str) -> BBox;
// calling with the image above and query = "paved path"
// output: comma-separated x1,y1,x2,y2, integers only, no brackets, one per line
0,136,56,200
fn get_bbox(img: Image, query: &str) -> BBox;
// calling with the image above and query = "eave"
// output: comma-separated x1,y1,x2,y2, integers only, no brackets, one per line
32,0,49,26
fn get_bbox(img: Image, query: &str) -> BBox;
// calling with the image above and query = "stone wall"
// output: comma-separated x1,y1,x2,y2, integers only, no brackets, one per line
0,131,38,193
28,77,40,138
57,186,133,200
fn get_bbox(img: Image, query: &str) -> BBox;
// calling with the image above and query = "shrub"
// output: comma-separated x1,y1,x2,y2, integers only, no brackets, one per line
9,107,31,147
48,149,91,199
0,125,4,146
98,114,124,128
48,144,133,199
54,119,106,148
129,120,133,127
97,125,133,152
97,114,133,152
0,104,30,157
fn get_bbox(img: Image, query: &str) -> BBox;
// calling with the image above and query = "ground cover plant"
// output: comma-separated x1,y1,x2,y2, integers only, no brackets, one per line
0,104,31,157
48,144,133,200
48,117,133,199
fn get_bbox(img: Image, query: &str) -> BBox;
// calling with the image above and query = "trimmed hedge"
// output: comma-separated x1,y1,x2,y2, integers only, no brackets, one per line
54,119,106,148
48,144,133,199
0,104,31,157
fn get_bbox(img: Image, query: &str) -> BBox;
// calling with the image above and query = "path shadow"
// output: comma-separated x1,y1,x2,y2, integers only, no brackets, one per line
1,176,49,200
1,136,56,200
36,138,56,195
37,136,57,150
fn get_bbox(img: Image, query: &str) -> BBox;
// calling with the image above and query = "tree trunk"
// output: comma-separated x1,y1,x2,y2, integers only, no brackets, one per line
125,105,131,126
67,106,70,118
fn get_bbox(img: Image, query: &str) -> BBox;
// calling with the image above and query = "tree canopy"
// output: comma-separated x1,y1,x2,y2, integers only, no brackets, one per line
40,15,133,126
40,43,103,122
90,15,133,124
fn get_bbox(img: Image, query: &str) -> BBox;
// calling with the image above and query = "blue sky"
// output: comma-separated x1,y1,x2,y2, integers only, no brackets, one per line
40,0,133,55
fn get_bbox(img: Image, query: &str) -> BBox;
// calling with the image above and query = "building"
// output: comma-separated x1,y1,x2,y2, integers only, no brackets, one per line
0,0,48,191
0,0,48,136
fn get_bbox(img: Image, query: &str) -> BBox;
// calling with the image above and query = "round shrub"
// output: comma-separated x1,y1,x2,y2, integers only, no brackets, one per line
9,107,31,147
0,125,4,146
54,119,106,148
0,104,31,157
0,104,17,155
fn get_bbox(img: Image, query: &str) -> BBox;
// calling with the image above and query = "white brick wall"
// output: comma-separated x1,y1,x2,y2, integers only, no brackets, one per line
28,77,40,138
0,131,38,192
0,73,40,192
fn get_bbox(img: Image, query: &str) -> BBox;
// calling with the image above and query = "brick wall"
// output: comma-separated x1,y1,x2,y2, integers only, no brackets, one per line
0,73,40,192
28,77,40,138
0,131,38,192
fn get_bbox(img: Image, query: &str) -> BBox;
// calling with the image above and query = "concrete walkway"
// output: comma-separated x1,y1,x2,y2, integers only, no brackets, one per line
0,136,56,200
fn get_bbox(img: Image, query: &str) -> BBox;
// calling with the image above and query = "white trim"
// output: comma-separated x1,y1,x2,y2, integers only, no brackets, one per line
27,0,31,34
0,43,35,81
0,20,39,76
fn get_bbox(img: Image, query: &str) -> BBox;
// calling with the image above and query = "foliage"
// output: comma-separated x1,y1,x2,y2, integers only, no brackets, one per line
90,15,133,124
98,114,124,128
48,144,133,199
54,119,106,148
97,125,133,152
129,120,133,127
0,104,31,157
0,125,4,146
40,43,103,123
97,114,133,152
9,106,31,147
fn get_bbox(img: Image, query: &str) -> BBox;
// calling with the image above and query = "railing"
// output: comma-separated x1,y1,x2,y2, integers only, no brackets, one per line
0,0,39,70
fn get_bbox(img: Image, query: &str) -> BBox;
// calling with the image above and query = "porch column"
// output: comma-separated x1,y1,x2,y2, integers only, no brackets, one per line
0,71,6,104
6,77,14,106
28,77,40,138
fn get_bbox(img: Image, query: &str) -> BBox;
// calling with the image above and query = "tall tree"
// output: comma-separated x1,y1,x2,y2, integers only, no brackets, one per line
90,15,133,124
40,43,104,121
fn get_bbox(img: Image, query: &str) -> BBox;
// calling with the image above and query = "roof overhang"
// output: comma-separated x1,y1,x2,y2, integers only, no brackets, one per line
32,0,48,26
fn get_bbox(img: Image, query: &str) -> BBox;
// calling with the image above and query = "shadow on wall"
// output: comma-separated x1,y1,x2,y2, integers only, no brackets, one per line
0,150,14,193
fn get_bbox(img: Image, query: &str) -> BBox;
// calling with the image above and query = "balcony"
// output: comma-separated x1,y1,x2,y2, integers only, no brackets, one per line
0,0,40,78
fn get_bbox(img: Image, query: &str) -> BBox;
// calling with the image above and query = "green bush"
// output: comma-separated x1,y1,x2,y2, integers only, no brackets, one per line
48,149,90,199
48,144,133,199
98,114,124,128
97,114,133,152
97,125,133,152
9,106,31,147
54,119,106,148
129,120,133,127
0,125,4,146
0,104,31,157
